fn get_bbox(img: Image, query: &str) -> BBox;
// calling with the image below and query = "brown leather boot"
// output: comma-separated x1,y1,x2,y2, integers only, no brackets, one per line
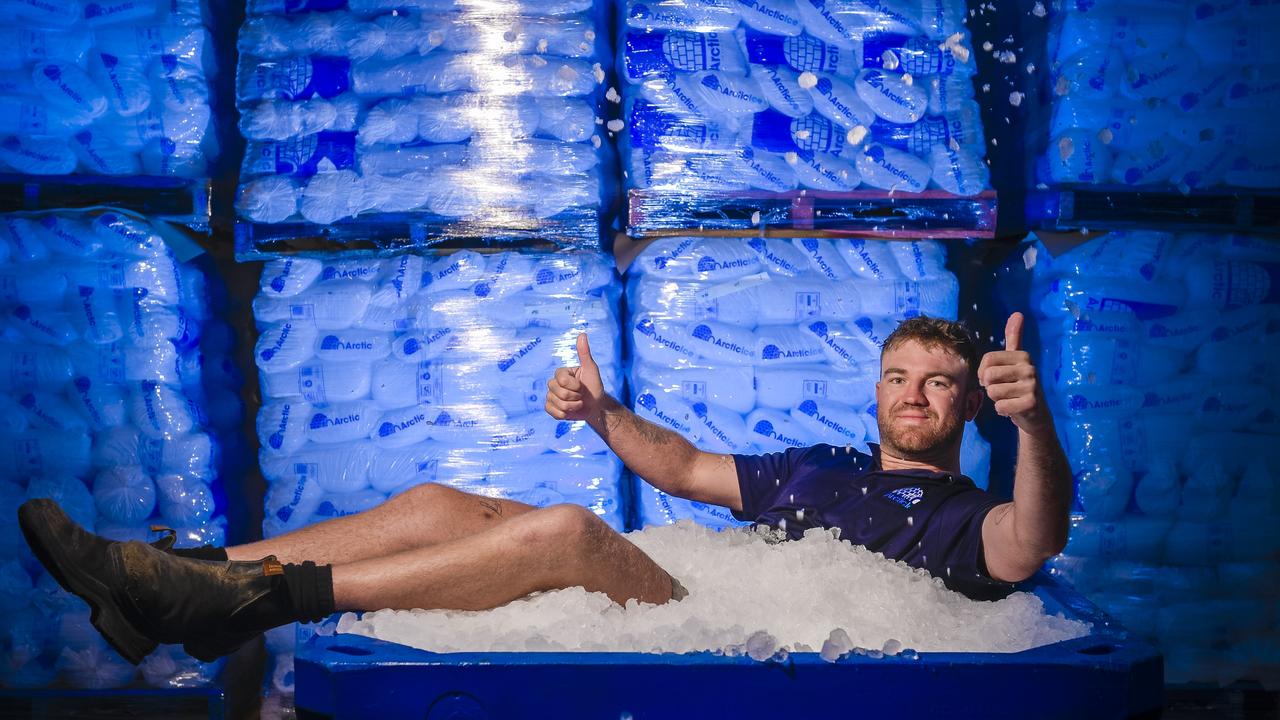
18,499,282,664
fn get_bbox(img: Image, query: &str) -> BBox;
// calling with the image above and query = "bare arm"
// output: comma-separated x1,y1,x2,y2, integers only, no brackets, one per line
545,334,742,509
982,423,1073,582
588,396,742,508
978,314,1072,583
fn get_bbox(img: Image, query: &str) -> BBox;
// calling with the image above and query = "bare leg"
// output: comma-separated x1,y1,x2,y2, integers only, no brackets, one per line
227,484,535,565
333,503,675,610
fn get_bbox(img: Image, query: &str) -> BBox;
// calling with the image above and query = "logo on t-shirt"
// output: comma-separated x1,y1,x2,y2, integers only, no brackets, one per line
884,486,924,508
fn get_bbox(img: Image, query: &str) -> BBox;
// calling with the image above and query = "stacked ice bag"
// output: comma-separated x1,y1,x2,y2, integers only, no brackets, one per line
1039,0,1280,190
626,237,990,528
235,0,613,229
0,209,236,688
1032,231,1280,685
0,0,220,178
619,0,989,197
253,251,627,538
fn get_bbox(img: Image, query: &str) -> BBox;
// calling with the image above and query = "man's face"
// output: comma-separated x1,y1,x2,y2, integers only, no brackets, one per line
875,339,979,457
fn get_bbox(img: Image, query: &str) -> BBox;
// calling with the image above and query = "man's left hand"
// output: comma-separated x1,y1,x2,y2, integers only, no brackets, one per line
978,313,1051,435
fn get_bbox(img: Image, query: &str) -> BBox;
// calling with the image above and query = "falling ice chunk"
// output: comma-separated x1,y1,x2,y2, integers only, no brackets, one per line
1026,63,1036,74
789,494,795,503
605,87,620,103
797,509,806,521
1032,1,1046,15
779,518,788,533
607,119,624,132
902,73,914,86
861,486,868,495
847,125,869,146
942,33,970,64
751,211,761,226
591,135,601,148
797,71,818,89
982,41,994,52
592,63,605,83
1022,246,1038,270
982,83,992,93
906,516,914,526
883,639,903,656
1009,91,1024,107
785,152,799,165
1058,135,1075,161
1097,128,1114,145
585,29,596,41
996,50,1017,64
881,50,900,70
557,64,578,82
1055,76,1070,96
536,38,549,53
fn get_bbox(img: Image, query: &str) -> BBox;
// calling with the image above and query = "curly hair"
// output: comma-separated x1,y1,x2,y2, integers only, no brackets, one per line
880,316,981,390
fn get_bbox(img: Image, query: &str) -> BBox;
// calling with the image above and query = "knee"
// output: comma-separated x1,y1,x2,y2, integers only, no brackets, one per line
397,482,454,508
513,504,604,552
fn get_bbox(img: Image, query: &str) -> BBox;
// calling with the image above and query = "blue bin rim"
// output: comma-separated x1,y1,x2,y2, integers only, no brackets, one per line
301,571,1159,670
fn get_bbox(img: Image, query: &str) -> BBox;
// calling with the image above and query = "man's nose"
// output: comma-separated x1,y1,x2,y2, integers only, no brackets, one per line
897,384,925,405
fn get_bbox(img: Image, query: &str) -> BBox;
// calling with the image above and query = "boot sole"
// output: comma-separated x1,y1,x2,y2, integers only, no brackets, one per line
17,503,158,665
184,633,255,663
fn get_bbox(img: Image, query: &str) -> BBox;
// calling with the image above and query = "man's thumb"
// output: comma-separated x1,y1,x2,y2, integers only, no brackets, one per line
576,333,598,373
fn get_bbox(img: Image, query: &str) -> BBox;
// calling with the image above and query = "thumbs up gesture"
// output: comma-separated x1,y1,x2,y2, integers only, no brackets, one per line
545,333,608,422
977,313,1049,434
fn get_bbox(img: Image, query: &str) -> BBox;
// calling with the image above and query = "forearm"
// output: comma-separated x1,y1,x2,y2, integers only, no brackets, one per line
1011,420,1073,559
587,395,701,496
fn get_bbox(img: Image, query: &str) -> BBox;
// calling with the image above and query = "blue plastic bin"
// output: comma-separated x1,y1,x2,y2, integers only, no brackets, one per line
295,573,1162,719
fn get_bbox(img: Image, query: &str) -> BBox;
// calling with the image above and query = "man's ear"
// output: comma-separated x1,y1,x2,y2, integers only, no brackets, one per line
964,387,983,422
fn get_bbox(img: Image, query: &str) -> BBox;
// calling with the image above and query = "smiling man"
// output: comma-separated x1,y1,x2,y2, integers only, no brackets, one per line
18,313,1071,666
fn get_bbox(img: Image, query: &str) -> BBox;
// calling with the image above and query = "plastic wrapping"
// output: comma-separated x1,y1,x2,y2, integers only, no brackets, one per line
1036,0,1280,191
234,2,614,245
0,209,233,689
0,0,220,178
617,0,990,208
1030,230,1280,687
625,236,989,528
254,250,626,531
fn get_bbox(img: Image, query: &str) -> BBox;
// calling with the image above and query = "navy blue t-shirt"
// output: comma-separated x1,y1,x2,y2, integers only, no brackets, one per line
732,443,1016,601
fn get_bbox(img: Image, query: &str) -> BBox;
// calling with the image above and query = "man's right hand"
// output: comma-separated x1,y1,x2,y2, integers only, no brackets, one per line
545,333,607,422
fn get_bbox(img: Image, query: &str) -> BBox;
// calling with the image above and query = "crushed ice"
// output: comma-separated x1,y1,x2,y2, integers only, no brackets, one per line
342,524,1091,658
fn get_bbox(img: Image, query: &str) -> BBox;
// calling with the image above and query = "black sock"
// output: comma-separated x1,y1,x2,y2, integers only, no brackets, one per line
281,561,336,624
171,545,228,561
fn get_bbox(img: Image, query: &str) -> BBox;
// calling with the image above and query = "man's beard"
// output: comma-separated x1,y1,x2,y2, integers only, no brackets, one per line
877,407,966,458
